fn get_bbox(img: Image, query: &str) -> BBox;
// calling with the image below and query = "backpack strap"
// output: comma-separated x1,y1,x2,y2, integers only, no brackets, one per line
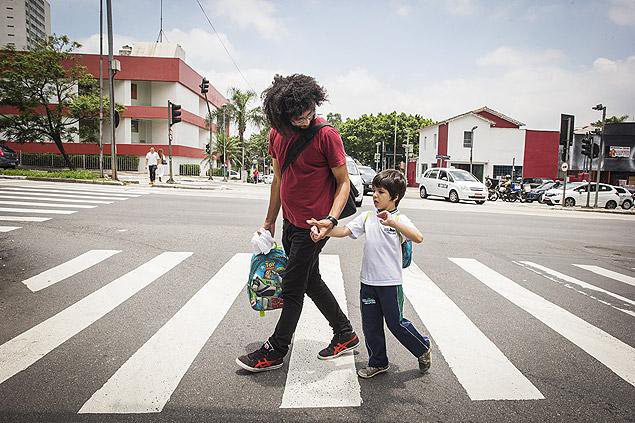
363,211,372,231
395,214,404,244
281,123,331,174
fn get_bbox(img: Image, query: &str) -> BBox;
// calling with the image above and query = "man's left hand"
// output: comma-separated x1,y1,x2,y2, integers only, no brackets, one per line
306,218,333,242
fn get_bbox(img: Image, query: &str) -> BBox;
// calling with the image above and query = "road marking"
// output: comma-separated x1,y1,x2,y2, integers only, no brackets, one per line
572,264,635,288
402,262,543,401
22,250,121,292
0,215,50,222
0,187,138,198
0,207,76,215
79,253,249,414
280,255,361,409
0,194,114,204
0,200,96,209
0,190,132,201
518,261,635,308
0,226,20,232
0,252,192,385
451,258,635,388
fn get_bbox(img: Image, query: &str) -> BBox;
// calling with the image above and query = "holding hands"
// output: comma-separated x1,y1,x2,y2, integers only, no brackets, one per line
307,218,334,242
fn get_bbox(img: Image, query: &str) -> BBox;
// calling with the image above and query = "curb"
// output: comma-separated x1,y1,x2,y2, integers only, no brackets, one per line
0,174,124,185
563,206,634,216
146,183,232,191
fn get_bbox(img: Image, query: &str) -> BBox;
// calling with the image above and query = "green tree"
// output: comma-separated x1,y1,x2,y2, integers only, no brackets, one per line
215,134,241,169
245,125,270,173
0,35,123,169
207,103,234,164
226,88,265,177
592,114,630,128
336,112,434,168
71,81,125,144
326,112,343,131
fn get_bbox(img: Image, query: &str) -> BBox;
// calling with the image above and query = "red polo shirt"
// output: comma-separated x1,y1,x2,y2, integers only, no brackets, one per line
268,117,347,229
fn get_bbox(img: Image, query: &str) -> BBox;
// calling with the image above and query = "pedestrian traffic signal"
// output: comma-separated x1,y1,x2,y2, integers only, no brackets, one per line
200,77,209,94
581,137,592,157
169,101,182,126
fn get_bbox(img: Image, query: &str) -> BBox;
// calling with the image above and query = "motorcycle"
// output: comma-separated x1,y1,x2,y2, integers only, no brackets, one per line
485,177,500,201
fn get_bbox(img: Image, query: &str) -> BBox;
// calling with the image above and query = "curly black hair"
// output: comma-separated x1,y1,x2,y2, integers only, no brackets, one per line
261,74,328,134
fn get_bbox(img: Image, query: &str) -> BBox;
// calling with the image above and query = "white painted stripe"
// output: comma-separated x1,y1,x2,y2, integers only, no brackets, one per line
0,215,50,222
0,207,76,215
79,253,249,414
519,261,635,307
403,262,543,400
572,264,635,288
0,194,113,204
0,200,96,209
280,255,361,408
0,187,138,198
22,250,121,292
0,252,192,385
0,190,131,201
451,258,635,388
4,184,143,195
0,226,20,232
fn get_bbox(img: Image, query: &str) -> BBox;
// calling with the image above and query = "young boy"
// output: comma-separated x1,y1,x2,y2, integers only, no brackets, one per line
311,169,431,378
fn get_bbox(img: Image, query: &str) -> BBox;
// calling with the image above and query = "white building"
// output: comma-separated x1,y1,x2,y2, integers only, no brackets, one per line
0,0,50,50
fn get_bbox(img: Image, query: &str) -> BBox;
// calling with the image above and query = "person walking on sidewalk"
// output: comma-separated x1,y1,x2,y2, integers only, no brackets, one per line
156,148,166,182
236,74,359,372
317,169,432,379
145,147,159,186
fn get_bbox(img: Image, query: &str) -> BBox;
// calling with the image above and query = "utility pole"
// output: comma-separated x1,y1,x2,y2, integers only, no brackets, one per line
200,78,213,180
393,116,397,170
222,107,227,182
375,142,380,170
106,0,117,180
469,126,477,175
98,0,104,178
381,140,386,171
593,104,606,208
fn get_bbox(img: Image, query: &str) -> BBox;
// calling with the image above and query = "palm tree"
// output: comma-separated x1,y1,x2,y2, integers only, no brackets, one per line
207,104,234,177
227,88,265,180
592,114,629,127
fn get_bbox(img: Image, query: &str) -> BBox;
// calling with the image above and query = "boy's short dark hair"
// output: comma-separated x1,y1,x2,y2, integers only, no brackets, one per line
372,169,407,205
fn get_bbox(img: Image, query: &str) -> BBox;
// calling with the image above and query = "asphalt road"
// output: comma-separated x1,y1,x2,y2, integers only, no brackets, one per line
0,180,633,423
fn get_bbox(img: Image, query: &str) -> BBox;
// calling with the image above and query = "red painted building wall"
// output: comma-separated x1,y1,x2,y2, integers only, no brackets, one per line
523,130,559,179
437,123,448,167
5,141,205,159
476,110,519,128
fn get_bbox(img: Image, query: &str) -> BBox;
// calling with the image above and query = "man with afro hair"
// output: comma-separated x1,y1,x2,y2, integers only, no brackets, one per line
237,74,359,372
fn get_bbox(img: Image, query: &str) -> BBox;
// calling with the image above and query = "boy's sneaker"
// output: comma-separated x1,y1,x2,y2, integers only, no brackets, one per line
236,341,284,373
357,365,389,379
317,331,360,360
418,347,432,374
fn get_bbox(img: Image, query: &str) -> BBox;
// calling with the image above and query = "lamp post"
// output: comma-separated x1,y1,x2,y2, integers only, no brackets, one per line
592,104,606,208
469,125,477,175
106,0,119,180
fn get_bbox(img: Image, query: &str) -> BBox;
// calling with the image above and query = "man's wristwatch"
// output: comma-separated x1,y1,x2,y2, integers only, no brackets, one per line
325,215,338,228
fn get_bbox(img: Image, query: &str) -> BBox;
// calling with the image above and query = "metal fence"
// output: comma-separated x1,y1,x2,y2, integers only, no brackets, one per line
18,152,139,171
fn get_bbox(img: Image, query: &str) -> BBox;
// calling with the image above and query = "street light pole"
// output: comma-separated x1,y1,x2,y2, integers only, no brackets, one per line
98,0,104,178
593,104,606,208
393,117,397,170
106,0,117,180
469,126,477,175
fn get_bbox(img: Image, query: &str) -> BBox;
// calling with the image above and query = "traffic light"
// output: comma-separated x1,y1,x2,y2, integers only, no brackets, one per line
559,114,574,146
169,101,182,126
200,77,209,94
205,143,211,155
581,136,592,157
592,143,600,159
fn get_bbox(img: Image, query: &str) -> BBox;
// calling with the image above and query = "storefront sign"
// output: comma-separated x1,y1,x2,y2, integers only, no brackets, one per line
608,146,630,158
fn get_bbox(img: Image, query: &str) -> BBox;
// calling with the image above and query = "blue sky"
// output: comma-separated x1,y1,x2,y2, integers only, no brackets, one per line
53,0,635,130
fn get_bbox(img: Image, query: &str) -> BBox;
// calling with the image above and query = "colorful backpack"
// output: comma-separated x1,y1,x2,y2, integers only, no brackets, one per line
247,244,287,316
364,211,412,268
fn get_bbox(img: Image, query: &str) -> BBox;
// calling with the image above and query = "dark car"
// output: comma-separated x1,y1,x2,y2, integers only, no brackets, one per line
0,144,19,169
522,177,553,189
357,165,376,195
526,181,562,203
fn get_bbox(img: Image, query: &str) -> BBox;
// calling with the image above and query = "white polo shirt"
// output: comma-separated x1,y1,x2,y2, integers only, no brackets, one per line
346,209,416,286
146,151,159,166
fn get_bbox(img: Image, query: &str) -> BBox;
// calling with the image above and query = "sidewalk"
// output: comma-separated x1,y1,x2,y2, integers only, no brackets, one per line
117,171,261,191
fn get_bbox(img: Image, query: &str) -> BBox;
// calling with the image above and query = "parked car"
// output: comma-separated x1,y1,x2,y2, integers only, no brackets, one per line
228,170,240,180
357,165,376,195
614,186,633,209
346,156,364,207
419,167,487,204
544,182,621,208
0,143,19,169
522,177,553,189
526,181,562,203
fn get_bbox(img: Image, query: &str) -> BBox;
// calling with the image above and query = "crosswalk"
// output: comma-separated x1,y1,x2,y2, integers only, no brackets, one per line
0,183,147,232
0,250,633,414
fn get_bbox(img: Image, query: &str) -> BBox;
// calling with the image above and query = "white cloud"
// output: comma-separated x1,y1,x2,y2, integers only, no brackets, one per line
164,28,236,67
209,0,288,40
392,0,413,17
476,46,565,67
323,51,635,131
444,0,477,16
608,0,635,25
75,33,138,54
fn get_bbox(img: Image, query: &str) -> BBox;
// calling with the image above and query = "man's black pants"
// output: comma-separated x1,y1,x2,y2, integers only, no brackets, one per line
148,165,157,182
268,220,353,357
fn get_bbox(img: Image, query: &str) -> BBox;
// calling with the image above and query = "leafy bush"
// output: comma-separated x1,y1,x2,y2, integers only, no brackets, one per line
0,168,98,179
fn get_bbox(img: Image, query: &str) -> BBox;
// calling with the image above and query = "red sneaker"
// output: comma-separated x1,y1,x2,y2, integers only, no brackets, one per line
317,331,360,360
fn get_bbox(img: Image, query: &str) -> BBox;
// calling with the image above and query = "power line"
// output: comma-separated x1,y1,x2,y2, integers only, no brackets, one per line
194,0,254,92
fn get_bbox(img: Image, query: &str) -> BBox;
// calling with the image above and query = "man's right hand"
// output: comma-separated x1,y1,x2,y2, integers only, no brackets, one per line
262,221,276,237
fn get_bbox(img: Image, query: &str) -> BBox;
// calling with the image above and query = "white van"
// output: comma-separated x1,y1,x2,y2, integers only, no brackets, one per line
346,156,364,207
419,167,487,204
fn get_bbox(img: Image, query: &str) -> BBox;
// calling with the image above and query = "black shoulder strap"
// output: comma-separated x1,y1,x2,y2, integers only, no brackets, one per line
281,123,331,174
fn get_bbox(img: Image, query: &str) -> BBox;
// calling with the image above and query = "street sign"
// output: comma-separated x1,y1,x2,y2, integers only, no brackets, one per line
374,153,380,161
436,154,450,160
561,162,569,172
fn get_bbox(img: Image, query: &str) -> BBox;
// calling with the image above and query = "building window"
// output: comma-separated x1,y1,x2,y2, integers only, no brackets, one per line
131,83,137,100
131,119,139,133
434,133,437,151
493,165,523,179
420,163,428,175
463,131,472,148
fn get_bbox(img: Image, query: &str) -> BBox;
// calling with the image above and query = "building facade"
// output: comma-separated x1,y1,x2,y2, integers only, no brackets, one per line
0,0,50,50
3,42,228,175
417,107,559,182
